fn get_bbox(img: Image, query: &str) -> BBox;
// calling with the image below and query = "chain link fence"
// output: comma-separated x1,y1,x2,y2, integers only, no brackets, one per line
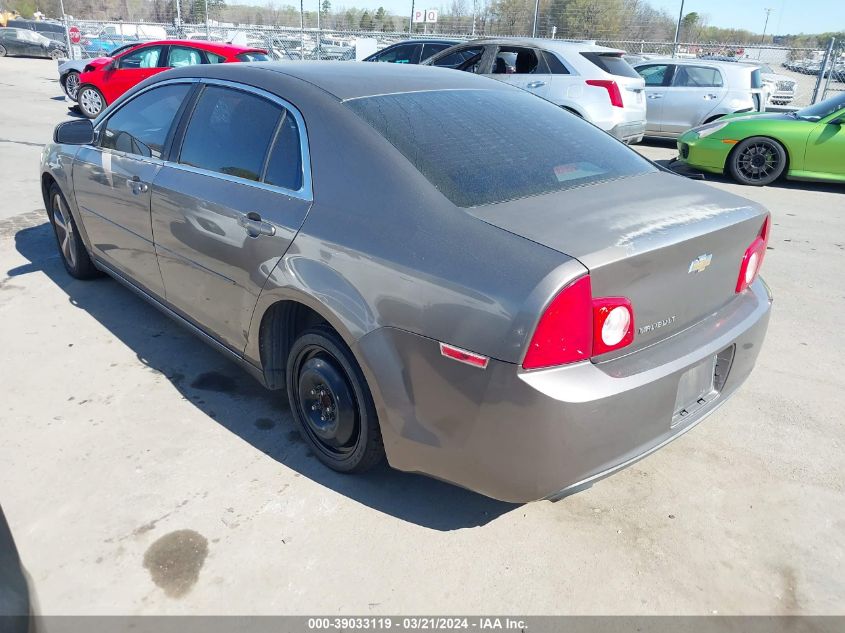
60,17,843,107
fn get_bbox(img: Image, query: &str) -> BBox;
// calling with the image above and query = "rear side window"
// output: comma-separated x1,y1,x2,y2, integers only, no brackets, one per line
673,66,723,88
580,52,640,78
543,51,569,74
100,83,190,158
346,89,654,207
179,86,281,181
264,114,303,191
236,51,269,62
206,52,226,63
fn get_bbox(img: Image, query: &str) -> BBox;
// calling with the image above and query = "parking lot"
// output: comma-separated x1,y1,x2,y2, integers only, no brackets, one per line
1,56,844,615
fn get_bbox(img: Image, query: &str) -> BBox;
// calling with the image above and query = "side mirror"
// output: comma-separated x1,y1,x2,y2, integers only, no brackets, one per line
54,119,95,145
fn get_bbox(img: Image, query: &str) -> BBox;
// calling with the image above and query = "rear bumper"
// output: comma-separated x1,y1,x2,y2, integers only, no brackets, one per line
609,119,646,143
354,280,772,503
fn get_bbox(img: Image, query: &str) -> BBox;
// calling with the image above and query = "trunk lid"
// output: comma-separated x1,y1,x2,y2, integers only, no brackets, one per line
466,172,768,359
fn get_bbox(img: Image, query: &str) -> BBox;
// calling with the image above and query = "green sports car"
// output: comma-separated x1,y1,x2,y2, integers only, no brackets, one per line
677,92,845,186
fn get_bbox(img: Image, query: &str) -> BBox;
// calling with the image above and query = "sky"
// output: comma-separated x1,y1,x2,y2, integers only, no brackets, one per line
649,0,842,35
263,0,842,35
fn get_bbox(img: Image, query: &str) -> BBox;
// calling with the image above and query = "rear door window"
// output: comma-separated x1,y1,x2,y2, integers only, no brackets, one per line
263,113,303,191
421,42,452,61
580,52,640,78
168,46,205,67
672,66,724,88
492,47,545,75
100,83,191,159
236,51,270,62
429,46,484,70
346,89,654,207
178,85,282,182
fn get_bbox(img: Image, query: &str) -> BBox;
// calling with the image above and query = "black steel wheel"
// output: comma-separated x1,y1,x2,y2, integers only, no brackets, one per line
728,136,787,186
48,184,100,279
286,327,384,473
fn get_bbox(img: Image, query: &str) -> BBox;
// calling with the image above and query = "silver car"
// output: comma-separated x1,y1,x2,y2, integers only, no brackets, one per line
634,58,767,138
425,39,648,143
40,62,772,502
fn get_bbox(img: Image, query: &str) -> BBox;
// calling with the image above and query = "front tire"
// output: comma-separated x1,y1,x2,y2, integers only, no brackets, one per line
728,136,787,186
286,327,384,473
63,70,81,100
48,184,100,279
77,85,105,119
0,44,7,57
49,49,63,60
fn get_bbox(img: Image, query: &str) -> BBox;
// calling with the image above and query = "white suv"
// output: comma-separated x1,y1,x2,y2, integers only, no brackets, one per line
424,39,647,144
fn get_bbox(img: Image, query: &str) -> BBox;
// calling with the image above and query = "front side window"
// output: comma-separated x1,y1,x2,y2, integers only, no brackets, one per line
168,46,204,67
637,64,671,86
118,45,163,69
429,46,483,70
100,83,190,158
374,44,420,64
347,89,654,207
672,66,723,88
179,85,282,182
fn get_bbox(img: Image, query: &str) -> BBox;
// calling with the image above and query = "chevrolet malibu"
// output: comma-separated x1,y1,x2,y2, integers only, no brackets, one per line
40,62,772,502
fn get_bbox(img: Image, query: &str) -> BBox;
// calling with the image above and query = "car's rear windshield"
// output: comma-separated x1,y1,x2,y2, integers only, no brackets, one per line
237,51,269,62
580,52,640,78
345,89,655,208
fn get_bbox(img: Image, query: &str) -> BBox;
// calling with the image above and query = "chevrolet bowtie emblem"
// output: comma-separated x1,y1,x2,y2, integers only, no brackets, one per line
688,253,713,274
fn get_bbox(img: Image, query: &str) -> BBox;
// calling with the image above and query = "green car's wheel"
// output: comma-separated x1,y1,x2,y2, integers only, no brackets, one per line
728,136,787,186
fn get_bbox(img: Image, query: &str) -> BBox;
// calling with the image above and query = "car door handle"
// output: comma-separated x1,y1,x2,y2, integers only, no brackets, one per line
647,93,663,99
526,80,546,89
239,212,276,237
704,93,719,99
125,177,149,194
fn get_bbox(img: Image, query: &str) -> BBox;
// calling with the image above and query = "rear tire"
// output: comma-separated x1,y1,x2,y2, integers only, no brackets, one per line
0,44,7,57
728,136,787,186
77,85,105,119
286,326,384,473
48,184,100,279
49,49,63,60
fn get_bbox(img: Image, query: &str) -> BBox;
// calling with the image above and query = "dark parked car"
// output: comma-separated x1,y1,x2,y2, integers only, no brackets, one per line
0,27,66,59
40,62,772,502
6,18,65,44
364,38,460,64
0,505,36,632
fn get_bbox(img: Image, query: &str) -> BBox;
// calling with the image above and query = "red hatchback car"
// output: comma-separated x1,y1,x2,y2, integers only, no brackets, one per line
76,40,269,118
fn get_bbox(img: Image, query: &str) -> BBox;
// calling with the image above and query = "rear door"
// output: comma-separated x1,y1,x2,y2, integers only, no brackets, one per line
151,82,312,352
164,44,207,68
636,63,674,133
72,82,193,297
661,64,728,135
428,44,487,72
485,45,551,100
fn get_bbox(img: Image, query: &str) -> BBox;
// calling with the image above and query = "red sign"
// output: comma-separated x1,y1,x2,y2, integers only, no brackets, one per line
68,26,81,44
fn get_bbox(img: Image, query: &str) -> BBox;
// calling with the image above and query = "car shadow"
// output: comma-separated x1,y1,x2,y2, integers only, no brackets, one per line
9,220,519,531
640,139,844,194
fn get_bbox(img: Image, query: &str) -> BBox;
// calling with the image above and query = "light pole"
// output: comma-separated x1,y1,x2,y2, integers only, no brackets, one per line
760,8,772,45
672,0,685,58
531,0,540,37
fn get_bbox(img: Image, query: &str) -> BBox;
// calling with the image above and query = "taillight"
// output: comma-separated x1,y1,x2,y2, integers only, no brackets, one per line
522,276,635,370
585,79,624,108
735,215,770,293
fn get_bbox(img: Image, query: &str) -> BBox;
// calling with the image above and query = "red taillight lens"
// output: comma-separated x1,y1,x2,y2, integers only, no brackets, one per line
522,276,635,369
736,215,770,293
522,276,592,370
585,79,624,108
592,298,634,356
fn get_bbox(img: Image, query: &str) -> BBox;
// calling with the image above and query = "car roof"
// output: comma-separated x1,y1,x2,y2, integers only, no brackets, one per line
634,57,757,71
385,38,461,45
123,39,266,54
467,38,623,54
162,60,514,101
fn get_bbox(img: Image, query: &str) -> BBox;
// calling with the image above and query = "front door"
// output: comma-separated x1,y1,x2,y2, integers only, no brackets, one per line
485,45,551,100
661,65,728,135
151,83,312,352
73,82,193,297
100,44,167,104
804,112,845,177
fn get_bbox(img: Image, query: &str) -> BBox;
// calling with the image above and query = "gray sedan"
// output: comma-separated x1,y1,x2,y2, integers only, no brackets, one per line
40,62,772,502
